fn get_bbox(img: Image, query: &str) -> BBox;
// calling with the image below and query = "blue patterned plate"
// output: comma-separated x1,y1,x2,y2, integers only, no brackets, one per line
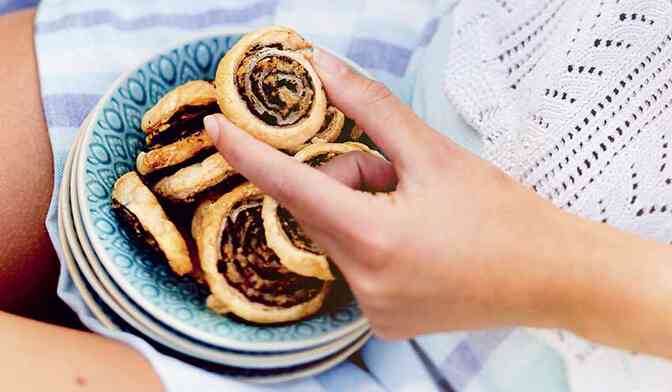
58,123,119,331
77,32,369,352
67,113,369,368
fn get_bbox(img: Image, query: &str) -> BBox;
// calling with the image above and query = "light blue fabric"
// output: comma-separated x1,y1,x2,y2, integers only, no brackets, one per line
0,0,37,14
35,0,570,390
410,0,482,154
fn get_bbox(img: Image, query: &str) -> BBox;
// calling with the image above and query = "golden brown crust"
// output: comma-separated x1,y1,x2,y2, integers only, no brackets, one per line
285,105,348,154
192,183,329,324
111,172,192,276
152,153,237,203
214,26,327,150
136,130,214,176
263,142,383,280
311,105,346,144
294,141,384,162
141,80,217,134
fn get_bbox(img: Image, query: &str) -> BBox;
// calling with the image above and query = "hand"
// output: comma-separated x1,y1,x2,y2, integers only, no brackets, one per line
204,48,672,351
203,48,570,339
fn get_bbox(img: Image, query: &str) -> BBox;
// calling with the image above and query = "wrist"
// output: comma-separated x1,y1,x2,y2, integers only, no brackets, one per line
484,187,622,331
565,223,672,354
479,186,584,329
529,207,672,357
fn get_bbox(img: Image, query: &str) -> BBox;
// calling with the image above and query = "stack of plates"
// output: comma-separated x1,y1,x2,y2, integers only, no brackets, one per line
57,32,370,384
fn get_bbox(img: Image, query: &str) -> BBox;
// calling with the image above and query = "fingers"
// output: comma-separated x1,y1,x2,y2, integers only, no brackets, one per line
204,114,371,233
312,48,434,168
318,151,398,192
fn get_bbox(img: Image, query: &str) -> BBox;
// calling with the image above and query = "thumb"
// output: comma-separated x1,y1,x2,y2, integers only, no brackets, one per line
318,151,398,192
312,48,437,171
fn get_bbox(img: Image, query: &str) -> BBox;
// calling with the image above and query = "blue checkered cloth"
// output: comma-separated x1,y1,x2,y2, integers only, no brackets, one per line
28,0,571,390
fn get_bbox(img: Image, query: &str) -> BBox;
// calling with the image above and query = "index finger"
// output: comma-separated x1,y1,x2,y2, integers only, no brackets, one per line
204,114,373,235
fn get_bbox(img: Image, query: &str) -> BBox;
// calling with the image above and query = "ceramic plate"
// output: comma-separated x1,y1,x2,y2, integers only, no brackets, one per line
63,203,371,383
68,117,369,369
247,331,371,385
76,31,368,352
58,125,118,330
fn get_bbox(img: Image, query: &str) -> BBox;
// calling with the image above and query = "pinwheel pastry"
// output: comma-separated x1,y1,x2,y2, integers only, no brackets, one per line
263,142,383,280
137,80,237,203
285,105,365,153
112,172,192,276
215,26,328,150
192,182,330,324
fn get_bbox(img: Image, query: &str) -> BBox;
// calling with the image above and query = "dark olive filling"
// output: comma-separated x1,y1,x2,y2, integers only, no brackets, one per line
235,45,315,127
277,207,324,255
146,102,220,148
319,108,335,133
316,110,335,140
271,152,337,254
141,148,217,185
343,118,360,141
111,198,164,257
218,199,323,307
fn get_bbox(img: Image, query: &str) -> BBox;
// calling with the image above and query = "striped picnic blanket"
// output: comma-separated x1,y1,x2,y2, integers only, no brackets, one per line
27,0,571,390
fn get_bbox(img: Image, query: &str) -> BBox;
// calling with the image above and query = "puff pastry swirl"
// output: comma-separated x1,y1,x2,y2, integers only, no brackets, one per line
192,183,329,324
263,142,383,280
215,26,328,150
285,105,365,153
141,80,218,139
111,172,192,276
152,153,237,203
137,80,240,203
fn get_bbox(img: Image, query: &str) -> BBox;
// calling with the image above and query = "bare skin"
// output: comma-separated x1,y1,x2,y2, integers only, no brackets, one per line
3,6,672,391
0,10,162,392
0,9,60,316
203,48,672,359
0,311,162,391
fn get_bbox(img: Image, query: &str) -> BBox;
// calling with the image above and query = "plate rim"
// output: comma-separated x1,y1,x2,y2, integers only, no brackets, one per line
244,331,372,385
76,29,369,352
69,127,370,368
63,208,371,383
58,126,118,330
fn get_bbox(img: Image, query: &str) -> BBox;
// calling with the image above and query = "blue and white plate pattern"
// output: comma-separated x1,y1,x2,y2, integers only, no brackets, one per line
65,118,369,369
77,32,369,352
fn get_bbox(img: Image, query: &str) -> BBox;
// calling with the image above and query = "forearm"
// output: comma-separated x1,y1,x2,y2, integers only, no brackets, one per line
475,177,672,358
537,207,672,357
0,312,162,392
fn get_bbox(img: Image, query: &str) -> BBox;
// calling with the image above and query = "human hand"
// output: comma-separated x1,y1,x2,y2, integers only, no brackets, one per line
203,49,601,340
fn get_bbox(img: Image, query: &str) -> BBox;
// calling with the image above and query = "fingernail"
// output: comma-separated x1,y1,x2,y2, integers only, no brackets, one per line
313,48,345,76
204,115,221,141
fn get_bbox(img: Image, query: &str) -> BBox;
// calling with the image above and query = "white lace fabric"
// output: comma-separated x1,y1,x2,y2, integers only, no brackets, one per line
444,0,672,390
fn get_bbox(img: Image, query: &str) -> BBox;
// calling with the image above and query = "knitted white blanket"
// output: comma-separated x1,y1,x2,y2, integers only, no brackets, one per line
445,0,672,390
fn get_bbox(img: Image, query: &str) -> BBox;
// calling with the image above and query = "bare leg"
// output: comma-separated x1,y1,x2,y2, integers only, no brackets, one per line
0,9,70,321
0,10,162,390
0,311,162,391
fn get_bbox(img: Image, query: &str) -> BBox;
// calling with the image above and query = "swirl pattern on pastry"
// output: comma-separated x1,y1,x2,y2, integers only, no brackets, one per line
311,105,345,144
285,105,365,154
192,183,329,324
215,26,327,150
111,172,192,276
262,142,384,280
137,80,242,202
